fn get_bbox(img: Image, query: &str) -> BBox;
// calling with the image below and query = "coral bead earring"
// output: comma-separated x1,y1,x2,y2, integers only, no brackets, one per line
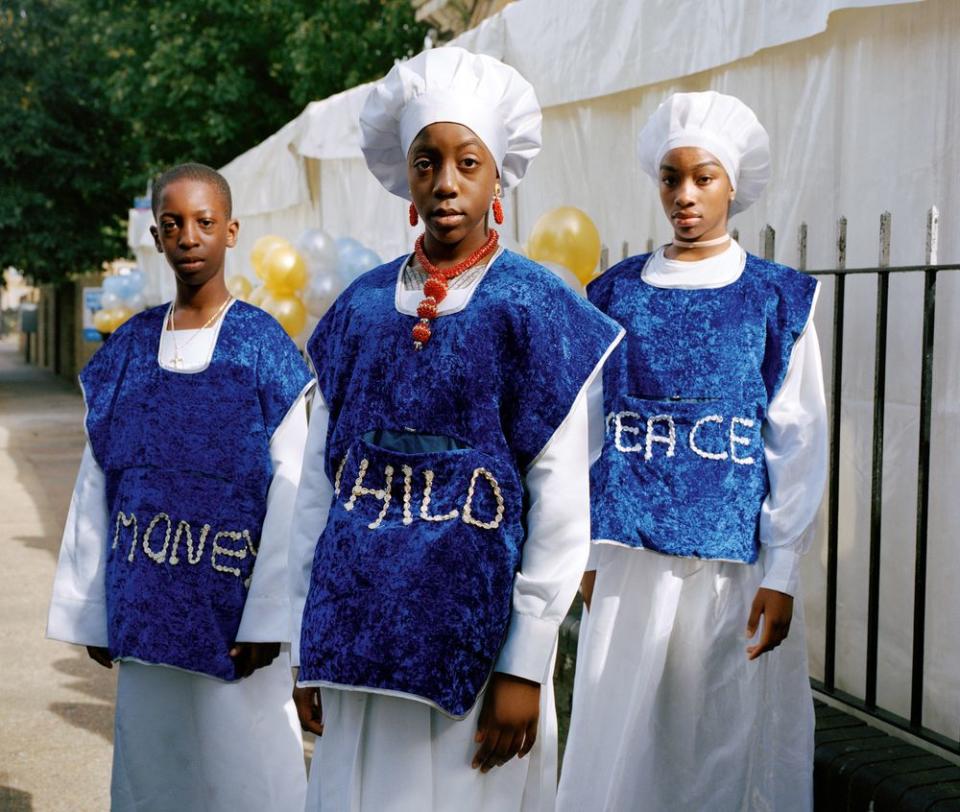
409,203,419,226
492,183,504,225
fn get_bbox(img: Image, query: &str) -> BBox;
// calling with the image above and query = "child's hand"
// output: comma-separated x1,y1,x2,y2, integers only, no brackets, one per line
292,686,324,736
229,642,281,678
472,673,540,772
86,645,113,669
745,587,794,660
580,570,597,611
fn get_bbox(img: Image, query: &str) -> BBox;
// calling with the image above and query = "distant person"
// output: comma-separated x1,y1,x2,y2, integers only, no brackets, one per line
558,92,827,811
47,163,312,811
288,47,623,811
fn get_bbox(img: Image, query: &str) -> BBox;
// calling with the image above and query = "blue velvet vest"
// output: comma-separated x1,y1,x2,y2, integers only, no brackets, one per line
588,252,817,563
80,302,312,680
300,249,623,717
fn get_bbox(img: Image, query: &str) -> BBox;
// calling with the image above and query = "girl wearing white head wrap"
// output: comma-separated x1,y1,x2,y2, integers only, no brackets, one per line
558,92,827,812
289,47,623,812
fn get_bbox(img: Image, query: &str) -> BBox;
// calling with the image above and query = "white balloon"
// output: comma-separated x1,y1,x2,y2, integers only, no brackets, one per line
540,260,585,296
297,229,340,277
304,272,345,318
100,291,122,310
125,292,146,312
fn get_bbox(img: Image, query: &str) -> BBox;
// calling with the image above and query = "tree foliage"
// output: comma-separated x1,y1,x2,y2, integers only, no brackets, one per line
1,0,426,283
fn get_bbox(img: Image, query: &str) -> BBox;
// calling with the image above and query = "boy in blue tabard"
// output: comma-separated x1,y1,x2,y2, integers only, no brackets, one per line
558,93,828,811
47,164,312,811
288,48,623,812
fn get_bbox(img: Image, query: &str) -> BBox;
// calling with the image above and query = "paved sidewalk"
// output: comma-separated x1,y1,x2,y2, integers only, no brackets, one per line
0,337,114,811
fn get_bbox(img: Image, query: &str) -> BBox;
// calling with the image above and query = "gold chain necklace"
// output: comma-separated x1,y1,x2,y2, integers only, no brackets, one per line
167,296,233,369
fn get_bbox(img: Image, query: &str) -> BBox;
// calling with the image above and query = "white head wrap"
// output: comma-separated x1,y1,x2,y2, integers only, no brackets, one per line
636,91,770,216
359,47,542,200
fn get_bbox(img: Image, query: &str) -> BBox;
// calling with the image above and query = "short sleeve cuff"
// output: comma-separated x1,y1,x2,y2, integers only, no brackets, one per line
46,596,108,647
761,545,801,597
494,612,558,684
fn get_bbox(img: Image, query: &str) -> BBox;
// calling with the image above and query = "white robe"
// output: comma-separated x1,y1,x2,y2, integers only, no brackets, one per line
289,252,615,812
557,243,828,812
46,304,311,812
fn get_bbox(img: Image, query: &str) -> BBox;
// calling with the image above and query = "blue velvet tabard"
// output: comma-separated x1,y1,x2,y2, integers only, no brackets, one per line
301,249,623,717
79,302,312,680
588,252,817,563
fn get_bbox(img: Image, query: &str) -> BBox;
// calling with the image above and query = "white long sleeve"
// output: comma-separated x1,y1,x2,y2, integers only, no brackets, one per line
493,385,594,685
758,300,828,597
236,387,312,642
46,444,110,646
288,393,334,667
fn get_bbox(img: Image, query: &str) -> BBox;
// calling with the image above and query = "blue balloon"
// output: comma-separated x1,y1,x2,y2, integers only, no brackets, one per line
334,237,382,283
124,268,146,296
335,237,364,259
352,247,382,273
103,276,125,296
337,246,382,283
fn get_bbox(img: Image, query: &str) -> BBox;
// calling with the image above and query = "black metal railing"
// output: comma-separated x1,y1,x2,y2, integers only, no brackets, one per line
803,209,957,756
755,211,955,755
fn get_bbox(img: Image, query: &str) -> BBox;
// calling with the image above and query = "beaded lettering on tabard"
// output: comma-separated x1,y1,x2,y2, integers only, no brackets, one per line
112,510,257,584
609,410,757,465
332,451,506,532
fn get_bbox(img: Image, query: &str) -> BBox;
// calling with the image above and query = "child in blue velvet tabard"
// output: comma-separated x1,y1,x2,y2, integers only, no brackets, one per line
47,164,312,811
558,92,828,812
288,47,623,812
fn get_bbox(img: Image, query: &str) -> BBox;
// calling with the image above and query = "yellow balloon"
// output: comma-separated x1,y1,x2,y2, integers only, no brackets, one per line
263,292,307,339
526,206,602,286
112,306,134,328
226,274,253,301
248,285,269,306
262,243,308,293
250,235,291,280
93,309,115,334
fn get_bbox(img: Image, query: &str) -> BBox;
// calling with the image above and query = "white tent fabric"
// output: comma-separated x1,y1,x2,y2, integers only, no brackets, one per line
127,0,960,742
455,0,924,108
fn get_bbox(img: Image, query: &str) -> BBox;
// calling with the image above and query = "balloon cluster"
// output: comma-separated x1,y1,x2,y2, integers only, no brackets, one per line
232,230,382,342
94,269,146,334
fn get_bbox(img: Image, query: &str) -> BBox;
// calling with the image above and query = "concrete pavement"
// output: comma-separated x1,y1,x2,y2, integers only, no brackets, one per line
0,336,114,811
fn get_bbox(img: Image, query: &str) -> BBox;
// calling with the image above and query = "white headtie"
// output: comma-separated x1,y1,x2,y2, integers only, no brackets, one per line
636,91,770,216
359,47,542,201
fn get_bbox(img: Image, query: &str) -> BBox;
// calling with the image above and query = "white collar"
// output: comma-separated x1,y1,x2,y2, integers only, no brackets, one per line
641,241,746,290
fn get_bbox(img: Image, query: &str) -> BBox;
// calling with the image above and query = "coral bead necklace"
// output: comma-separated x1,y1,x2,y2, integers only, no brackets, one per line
411,229,499,349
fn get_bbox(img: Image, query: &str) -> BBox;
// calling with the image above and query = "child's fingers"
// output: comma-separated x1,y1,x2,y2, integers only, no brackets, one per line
248,643,280,671
518,720,538,758
230,645,253,677
747,619,783,660
86,646,113,669
293,687,324,736
500,729,526,765
472,729,501,771
745,594,763,638
483,730,513,772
